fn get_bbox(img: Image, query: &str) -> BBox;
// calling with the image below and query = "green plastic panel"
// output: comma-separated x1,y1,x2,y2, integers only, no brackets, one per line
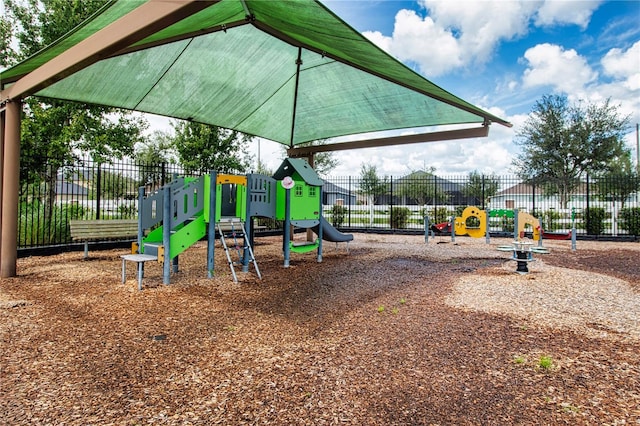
169,212,206,260
289,239,319,254
276,181,320,222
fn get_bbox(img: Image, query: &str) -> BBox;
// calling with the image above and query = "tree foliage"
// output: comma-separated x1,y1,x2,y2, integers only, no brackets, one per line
3,0,147,180
464,170,499,208
396,169,448,205
134,129,176,186
172,121,252,175
513,95,630,208
281,139,339,177
595,156,639,208
3,0,146,227
0,14,15,67
359,164,387,225
358,164,387,202
513,94,630,208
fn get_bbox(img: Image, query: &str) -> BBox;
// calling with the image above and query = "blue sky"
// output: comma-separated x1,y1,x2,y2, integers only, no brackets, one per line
254,0,640,177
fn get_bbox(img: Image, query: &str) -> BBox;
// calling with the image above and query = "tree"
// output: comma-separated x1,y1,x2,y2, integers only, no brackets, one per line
396,169,448,206
172,121,253,175
135,130,176,186
513,94,630,208
281,139,339,177
464,170,499,208
359,164,387,225
4,0,147,218
0,15,15,67
595,156,639,208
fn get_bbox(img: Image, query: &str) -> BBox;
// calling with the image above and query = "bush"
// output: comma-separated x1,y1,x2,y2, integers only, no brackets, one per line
585,207,606,235
19,201,88,246
391,207,410,229
618,207,640,235
424,207,451,224
330,204,347,227
543,209,562,232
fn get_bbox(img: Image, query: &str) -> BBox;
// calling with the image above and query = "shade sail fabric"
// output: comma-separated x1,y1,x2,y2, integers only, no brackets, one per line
0,0,510,146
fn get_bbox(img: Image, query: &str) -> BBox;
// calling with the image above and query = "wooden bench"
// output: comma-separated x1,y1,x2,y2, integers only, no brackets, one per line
69,219,138,258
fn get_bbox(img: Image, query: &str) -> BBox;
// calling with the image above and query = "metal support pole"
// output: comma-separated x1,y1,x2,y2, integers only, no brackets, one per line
450,215,455,243
242,174,252,273
571,207,577,252
424,216,429,243
207,171,217,278
538,218,543,247
283,188,291,268
513,209,519,240
317,185,323,263
485,209,491,244
162,185,171,284
1,100,21,278
137,186,145,252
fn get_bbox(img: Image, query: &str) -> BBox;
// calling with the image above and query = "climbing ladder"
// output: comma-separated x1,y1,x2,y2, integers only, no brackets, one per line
217,218,261,283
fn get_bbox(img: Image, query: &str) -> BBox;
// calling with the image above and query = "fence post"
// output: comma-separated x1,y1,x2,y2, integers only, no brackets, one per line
532,183,536,216
95,163,101,220
348,176,352,228
481,174,485,210
586,174,590,234
389,176,393,230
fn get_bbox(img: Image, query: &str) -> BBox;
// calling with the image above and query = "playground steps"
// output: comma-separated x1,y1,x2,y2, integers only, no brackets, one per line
217,218,261,283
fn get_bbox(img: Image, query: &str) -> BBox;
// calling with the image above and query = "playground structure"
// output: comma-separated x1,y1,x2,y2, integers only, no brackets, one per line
427,206,551,274
122,158,353,289
453,206,542,242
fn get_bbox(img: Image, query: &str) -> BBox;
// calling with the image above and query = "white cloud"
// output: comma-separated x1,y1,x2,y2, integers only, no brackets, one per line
362,30,392,54
384,9,463,76
518,41,640,128
535,0,602,29
360,1,601,78
601,41,640,90
421,0,535,61
521,43,598,93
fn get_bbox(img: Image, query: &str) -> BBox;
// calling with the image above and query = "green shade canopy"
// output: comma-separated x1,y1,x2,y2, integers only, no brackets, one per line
0,0,511,146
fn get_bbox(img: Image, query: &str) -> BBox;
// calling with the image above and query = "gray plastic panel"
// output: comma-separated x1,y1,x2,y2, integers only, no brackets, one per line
247,174,277,219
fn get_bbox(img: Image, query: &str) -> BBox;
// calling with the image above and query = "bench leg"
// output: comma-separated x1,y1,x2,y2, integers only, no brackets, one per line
122,258,126,284
84,242,89,259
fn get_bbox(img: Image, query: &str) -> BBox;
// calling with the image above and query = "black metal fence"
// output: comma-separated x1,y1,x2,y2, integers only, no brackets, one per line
323,174,640,237
18,157,186,248
17,157,640,249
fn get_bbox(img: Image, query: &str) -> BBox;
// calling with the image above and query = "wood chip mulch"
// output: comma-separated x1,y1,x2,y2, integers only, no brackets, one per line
1,234,638,425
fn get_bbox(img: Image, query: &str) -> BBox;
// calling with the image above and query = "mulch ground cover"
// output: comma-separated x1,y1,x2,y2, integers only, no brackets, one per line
1,236,638,425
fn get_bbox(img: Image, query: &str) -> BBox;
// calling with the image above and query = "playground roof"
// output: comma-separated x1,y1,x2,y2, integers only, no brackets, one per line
0,0,511,147
273,158,323,186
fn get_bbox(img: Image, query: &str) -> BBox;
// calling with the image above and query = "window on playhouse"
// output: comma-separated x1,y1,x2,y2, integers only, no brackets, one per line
308,187,317,197
295,186,303,197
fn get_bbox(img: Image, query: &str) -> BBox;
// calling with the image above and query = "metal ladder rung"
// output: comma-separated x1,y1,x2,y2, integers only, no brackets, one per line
217,220,261,283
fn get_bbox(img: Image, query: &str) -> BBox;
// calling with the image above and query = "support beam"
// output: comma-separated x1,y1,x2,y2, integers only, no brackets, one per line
0,0,216,103
287,124,490,157
1,100,21,277
0,109,5,255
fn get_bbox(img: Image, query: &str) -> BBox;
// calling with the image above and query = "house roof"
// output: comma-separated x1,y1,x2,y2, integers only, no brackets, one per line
0,0,510,147
322,180,354,195
496,182,589,196
55,181,88,196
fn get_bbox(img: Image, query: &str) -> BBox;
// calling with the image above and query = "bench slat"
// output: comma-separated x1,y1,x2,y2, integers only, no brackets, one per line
70,219,138,241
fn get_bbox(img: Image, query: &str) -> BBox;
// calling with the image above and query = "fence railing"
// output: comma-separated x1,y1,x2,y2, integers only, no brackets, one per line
17,158,640,249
